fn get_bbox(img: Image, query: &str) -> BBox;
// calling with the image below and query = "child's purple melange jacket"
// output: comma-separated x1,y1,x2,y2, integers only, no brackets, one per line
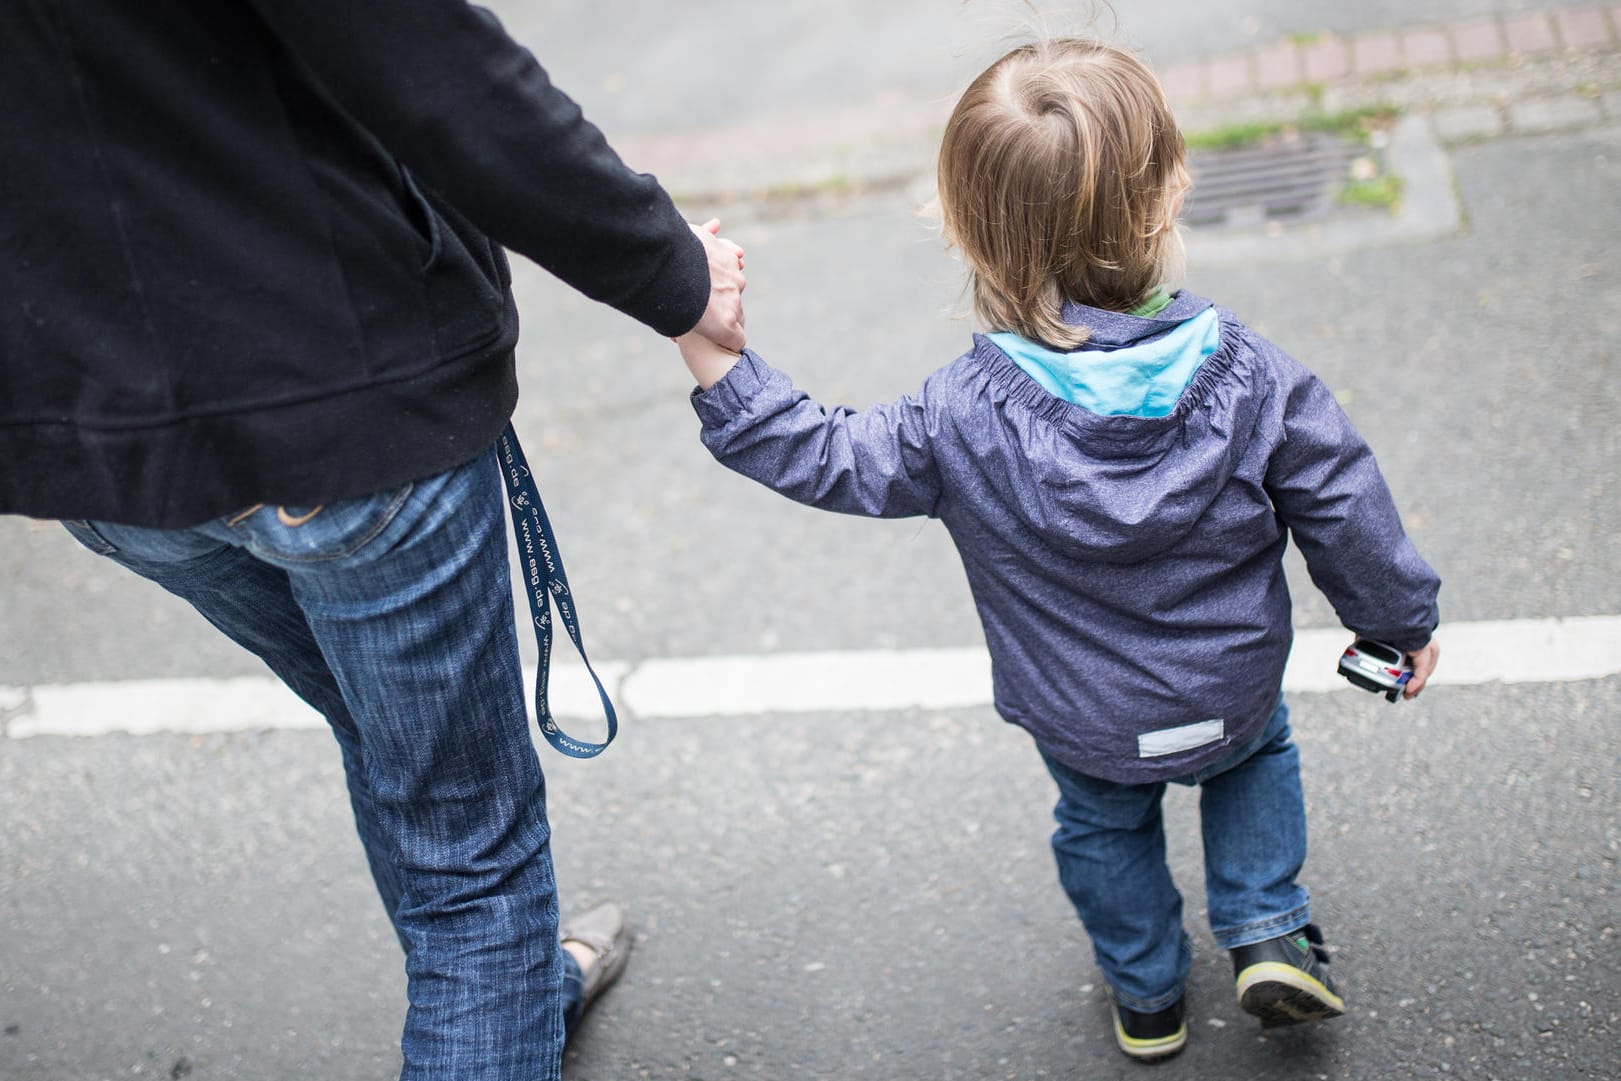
691,292,1440,783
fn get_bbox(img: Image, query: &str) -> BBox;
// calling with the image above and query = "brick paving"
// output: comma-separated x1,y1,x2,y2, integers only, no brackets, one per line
1555,7,1615,48
1206,53,1253,98
1503,12,1562,54
1452,19,1508,62
1402,28,1455,69
1301,34,1350,82
1352,31,1404,77
1254,41,1302,90
618,5,1621,200
1150,8,1619,153
1173,8,1616,107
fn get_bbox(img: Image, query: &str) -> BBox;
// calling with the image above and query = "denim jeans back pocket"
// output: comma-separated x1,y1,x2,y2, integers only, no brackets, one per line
61,518,120,555
225,483,415,565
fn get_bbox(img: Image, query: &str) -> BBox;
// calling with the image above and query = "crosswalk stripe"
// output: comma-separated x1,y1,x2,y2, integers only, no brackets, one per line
3,616,1617,739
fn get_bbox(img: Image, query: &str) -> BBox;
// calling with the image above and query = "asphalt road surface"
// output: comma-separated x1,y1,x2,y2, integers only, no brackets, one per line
1,6,1616,1080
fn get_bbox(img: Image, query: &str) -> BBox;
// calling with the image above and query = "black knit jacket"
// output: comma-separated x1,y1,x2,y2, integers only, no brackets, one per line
0,0,710,526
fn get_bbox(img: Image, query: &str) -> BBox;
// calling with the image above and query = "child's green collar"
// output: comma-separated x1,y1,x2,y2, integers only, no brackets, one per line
1128,288,1175,318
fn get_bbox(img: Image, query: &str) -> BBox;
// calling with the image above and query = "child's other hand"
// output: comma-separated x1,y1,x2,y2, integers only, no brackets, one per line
675,329,743,391
1403,640,1440,698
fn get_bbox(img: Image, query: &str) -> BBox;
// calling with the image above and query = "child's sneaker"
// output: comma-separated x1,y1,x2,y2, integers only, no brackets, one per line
1105,986,1187,1060
1230,923,1345,1028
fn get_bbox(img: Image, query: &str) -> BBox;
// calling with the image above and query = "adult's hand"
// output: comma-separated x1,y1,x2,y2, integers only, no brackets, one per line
688,219,746,351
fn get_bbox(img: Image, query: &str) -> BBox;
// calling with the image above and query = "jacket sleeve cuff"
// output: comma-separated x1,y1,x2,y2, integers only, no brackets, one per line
630,225,711,338
690,348,776,427
1387,623,1439,656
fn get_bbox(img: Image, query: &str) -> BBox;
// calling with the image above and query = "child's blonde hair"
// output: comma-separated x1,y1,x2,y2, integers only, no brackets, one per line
937,39,1190,350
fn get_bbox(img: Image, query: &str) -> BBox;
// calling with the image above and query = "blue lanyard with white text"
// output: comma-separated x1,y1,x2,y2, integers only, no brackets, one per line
496,423,617,759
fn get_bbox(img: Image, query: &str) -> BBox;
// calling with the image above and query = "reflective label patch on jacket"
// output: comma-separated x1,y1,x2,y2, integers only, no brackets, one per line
1138,718,1226,758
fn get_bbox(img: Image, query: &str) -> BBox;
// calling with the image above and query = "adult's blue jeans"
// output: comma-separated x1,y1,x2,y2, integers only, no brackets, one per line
1040,698,1311,1012
62,443,584,1080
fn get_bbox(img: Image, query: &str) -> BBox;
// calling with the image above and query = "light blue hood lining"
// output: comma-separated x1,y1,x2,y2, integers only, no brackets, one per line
989,307,1222,418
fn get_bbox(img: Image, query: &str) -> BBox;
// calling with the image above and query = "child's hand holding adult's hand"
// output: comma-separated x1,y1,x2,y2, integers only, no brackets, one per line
688,218,746,351
675,218,746,389
1403,640,1440,698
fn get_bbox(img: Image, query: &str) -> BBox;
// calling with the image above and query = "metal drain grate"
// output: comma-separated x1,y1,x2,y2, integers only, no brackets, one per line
1182,134,1363,229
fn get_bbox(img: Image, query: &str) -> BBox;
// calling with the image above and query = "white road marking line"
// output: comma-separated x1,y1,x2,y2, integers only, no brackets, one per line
623,648,992,718
2,616,1618,739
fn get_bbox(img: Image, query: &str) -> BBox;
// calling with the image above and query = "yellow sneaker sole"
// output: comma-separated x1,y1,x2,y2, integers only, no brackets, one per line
1111,1014,1188,1059
1236,961,1346,1028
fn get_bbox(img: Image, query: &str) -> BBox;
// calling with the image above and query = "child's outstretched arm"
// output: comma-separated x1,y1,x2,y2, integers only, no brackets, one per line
683,349,944,521
671,225,940,520
1265,366,1441,696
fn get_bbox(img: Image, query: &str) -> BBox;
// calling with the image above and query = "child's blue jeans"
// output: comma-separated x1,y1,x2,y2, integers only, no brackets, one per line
62,442,584,1081
1040,697,1311,1012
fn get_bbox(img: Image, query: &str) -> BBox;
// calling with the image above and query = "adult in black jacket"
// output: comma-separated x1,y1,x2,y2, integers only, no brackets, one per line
1,0,742,521
1,2,744,1078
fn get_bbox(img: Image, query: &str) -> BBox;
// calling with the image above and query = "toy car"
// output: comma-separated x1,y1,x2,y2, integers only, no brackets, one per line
1337,638,1413,702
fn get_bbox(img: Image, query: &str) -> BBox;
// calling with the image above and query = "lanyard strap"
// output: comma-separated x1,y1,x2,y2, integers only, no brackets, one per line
496,424,617,758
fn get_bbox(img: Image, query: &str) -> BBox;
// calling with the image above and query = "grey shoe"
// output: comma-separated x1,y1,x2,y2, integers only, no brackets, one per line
561,902,631,1012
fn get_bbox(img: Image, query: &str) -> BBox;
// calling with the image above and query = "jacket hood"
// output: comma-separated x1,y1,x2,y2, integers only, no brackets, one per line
989,306,1221,418
973,292,1260,564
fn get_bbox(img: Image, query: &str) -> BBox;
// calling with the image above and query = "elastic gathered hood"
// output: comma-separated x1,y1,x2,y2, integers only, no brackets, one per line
973,294,1256,564
988,305,1221,418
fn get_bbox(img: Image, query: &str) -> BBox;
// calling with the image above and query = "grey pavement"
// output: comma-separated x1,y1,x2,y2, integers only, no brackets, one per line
2,4,1619,1080
3,682,1616,1081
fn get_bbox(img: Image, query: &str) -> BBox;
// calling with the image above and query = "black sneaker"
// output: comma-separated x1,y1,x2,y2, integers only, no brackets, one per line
1231,923,1345,1028
1105,986,1187,1060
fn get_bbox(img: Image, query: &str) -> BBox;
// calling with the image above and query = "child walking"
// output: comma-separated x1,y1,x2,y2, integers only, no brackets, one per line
679,39,1440,1061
